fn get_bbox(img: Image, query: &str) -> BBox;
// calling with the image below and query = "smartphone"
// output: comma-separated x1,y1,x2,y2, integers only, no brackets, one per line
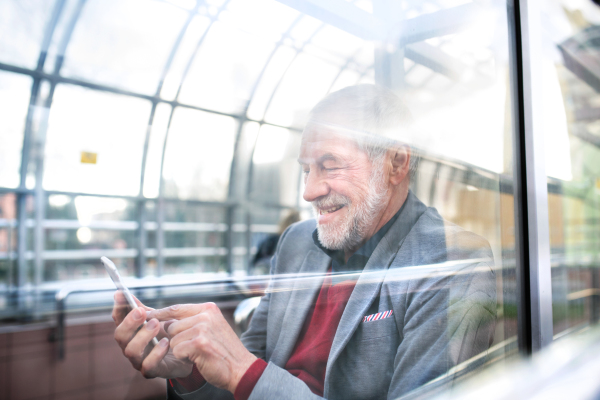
101,256,159,346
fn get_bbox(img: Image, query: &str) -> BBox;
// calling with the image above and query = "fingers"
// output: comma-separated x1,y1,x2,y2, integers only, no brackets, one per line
140,338,170,378
122,318,162,370
166,312,209,339
114,306,147,350
112,291,155,327
148,302,217,322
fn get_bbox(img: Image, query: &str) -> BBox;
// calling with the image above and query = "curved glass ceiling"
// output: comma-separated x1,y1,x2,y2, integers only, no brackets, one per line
0,0,504,200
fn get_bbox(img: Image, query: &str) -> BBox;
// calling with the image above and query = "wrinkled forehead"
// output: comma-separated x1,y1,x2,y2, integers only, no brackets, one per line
299,122,366,162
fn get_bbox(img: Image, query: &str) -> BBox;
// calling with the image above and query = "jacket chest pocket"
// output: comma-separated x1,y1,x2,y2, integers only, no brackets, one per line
328,316,400,400
355,313,399,341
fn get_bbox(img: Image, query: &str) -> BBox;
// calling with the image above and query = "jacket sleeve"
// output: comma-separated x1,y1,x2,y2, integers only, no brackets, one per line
386,258,497,398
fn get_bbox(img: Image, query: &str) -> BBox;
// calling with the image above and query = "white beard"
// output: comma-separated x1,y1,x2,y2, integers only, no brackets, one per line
312,160,389,251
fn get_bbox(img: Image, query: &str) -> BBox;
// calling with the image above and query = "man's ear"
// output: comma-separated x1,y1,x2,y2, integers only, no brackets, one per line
389,145,410,186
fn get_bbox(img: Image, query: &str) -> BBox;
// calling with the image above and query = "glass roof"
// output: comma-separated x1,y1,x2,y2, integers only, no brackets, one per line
61,0,188,94
0,71,31,188
0,0,510,200
0,0,55,69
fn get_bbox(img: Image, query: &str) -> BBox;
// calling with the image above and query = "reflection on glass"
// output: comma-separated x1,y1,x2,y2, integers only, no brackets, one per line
540,2,600,337
0,71,32,188
44,84,151,195
0,0,54,68
162,107,236,201
61,0,187,94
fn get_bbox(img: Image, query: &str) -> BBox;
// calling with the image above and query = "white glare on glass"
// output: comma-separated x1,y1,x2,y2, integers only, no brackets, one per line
0,72,32,188
164,0,197,10
76,227,92,243
289,15,322,45
44,85,151,195
144,103,172,198
310,25,365,62
74,196,128,225
246,46,297,121
253,125,290,165
225,0,299,42
178,21,275,114
61,0,187,95
542,60,572,181
264,53,339,128
329,69,362,93
160,15,211,101
162,108,236,201
0,0,54,69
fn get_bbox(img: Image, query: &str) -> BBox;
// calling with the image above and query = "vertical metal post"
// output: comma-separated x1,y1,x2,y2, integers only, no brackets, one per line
225,206,234,275
136,200,147,278
509,0,554,352
157,197,165,277
373,0,405,93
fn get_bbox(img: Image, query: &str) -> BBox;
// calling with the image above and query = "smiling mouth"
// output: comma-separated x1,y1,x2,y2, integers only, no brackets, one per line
319,204,345,215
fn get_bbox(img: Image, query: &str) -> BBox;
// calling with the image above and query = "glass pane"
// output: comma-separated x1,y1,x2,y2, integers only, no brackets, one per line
162,203,228,276
178,0,299,113
250,124,301,207
0,71,32,188
162,107,237,201
539,2,600,337
246,45,297,121
160,14,212,100
44,194,138,281
0,0,55,68
61,0,188,94
264,52,340,128
44,84,152,196
177,21,276,114
230,121,260,200
143,103,172,198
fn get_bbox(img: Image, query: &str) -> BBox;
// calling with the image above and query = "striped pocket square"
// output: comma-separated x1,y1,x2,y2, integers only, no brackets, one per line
363,310,393,322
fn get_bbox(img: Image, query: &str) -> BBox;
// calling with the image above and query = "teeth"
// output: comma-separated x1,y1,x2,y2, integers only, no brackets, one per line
320,205,344,215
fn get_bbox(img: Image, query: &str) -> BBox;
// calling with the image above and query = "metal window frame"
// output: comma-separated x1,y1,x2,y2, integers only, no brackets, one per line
508,0,554,353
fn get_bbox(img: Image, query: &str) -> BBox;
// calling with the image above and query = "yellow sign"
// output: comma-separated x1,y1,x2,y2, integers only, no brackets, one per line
80,151,97,164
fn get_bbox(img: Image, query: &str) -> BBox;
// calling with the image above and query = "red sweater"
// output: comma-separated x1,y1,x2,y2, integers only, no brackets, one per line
172,275,356,399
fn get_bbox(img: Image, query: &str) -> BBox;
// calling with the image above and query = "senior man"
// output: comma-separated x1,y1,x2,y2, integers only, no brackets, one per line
113,84,496,400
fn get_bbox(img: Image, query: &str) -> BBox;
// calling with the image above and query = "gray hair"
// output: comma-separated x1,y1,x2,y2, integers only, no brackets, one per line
307,84,419,179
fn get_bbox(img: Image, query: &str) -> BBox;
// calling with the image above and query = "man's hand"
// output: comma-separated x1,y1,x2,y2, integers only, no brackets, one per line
147,302,258,394
112,291,194,379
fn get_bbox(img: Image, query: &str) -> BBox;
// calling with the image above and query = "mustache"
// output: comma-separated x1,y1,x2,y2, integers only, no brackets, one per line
311,192,351,210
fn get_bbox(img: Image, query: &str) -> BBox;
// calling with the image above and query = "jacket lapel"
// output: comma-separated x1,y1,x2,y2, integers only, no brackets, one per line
323,194,428,396
269,249,330,366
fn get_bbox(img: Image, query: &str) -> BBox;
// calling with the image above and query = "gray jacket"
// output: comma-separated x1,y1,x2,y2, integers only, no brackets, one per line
171,195,496,400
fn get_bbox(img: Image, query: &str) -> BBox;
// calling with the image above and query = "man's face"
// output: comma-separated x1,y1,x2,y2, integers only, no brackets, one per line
298,126,390,251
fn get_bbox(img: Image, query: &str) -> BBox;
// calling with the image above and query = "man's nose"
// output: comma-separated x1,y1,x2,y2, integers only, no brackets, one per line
303,171,329,203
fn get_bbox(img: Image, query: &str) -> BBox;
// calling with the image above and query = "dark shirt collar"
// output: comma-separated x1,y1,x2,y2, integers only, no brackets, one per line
312,191,416,279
